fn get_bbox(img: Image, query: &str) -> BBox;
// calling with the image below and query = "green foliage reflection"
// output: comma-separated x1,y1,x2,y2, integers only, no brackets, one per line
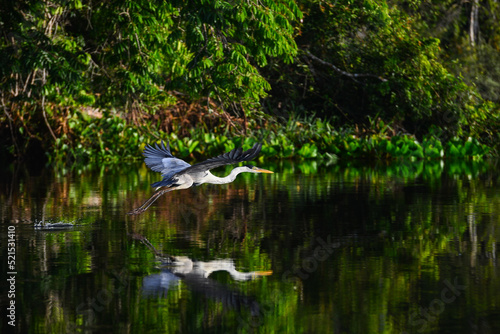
0,159,499,333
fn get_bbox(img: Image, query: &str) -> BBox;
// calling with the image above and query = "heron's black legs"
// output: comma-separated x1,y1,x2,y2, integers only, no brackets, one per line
127,188,172,215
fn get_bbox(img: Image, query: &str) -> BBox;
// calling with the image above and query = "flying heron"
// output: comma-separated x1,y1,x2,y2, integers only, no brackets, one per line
128,141,273,215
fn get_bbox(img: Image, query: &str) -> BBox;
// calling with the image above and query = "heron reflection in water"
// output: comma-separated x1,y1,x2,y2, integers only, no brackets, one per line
135,234,272,316
128,141,273,215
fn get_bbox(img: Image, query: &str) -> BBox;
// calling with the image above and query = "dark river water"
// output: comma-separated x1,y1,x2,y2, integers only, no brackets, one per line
1,159,499,333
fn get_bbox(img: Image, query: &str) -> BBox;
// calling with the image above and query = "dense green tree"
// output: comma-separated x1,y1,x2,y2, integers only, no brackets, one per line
0,0,300,159
265,0,491,139
0,0,498,162
397,0,500,102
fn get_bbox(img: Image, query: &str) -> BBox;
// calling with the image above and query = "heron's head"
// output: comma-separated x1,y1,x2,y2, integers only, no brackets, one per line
242,165,274,174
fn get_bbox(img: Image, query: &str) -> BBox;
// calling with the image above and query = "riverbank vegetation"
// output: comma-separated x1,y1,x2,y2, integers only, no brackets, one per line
1,0,499,164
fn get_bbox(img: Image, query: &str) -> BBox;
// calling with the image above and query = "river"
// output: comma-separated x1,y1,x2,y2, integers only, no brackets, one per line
1,159,499,333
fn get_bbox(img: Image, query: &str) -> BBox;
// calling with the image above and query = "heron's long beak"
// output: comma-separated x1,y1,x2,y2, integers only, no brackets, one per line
255,167,273,173
252,270,273,278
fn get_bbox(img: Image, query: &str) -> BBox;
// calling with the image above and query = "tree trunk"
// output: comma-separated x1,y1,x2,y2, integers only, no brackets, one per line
470,0,479,47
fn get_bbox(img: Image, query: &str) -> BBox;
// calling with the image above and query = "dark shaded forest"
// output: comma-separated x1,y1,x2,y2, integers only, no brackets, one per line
1,0,499,163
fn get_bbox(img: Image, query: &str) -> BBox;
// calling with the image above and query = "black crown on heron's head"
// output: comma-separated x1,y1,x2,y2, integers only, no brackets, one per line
242,164,255,169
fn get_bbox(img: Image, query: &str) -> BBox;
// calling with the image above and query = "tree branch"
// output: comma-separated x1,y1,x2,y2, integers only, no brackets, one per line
305,50,387,82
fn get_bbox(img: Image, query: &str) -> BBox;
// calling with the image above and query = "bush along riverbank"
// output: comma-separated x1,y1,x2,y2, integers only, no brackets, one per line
30,106,493,166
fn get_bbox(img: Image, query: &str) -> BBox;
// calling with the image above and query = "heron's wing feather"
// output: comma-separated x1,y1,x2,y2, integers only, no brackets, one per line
143,141,191,178
179,143,262,175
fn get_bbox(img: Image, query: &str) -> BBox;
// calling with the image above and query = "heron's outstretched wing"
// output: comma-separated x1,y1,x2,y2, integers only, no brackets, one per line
143,141,191,179
178,143,262,175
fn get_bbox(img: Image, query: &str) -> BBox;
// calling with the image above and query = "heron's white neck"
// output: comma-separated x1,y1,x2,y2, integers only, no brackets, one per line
208,167,249,184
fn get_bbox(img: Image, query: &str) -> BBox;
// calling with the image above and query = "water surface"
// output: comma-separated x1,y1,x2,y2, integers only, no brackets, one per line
1,160,499,333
